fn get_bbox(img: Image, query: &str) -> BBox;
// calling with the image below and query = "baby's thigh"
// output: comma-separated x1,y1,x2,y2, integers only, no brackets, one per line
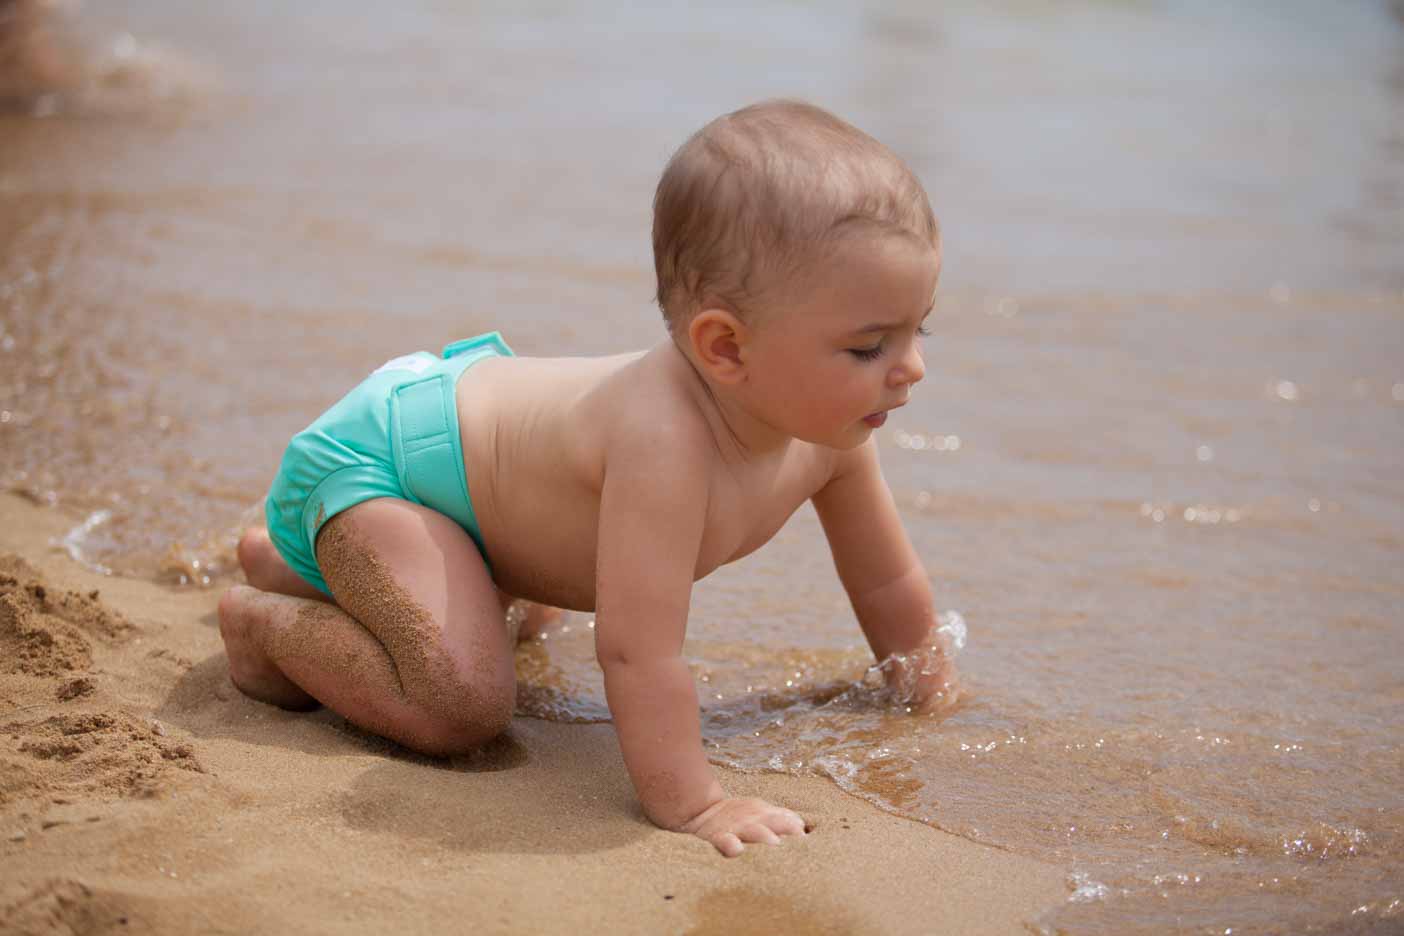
315,498,512,691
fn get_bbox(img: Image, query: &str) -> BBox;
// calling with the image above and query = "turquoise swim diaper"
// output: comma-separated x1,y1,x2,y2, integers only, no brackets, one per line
264,331,513,598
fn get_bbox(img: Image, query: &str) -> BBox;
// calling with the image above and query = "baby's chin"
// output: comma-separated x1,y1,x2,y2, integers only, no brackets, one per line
809,425,879,452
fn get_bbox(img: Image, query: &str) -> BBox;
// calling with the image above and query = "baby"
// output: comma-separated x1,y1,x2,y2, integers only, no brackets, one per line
219,99,957,857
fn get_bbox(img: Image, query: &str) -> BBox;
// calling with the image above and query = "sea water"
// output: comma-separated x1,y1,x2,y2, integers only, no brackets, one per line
2,2,1401,931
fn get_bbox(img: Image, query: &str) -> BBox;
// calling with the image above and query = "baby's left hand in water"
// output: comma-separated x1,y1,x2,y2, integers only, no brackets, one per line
874,641,961,713
909,654,961,713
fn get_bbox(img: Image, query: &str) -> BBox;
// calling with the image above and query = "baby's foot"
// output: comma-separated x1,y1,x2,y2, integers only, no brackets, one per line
503,598,563,643
218,586,319,710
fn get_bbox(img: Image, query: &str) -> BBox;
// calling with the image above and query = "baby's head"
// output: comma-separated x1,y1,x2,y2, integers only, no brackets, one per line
652,99,939,334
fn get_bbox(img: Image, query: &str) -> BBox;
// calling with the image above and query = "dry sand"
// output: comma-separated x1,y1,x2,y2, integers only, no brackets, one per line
0,492,1065,935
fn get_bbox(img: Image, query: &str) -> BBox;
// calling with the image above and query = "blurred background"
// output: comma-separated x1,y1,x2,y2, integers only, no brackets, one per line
2,2,1401,932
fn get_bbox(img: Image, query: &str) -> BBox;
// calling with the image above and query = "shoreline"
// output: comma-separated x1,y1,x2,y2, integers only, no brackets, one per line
0,492,1065,934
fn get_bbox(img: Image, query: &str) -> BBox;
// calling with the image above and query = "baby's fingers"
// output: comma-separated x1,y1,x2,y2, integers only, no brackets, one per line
739,823,782,846
713,832,745,858
765,809,808,838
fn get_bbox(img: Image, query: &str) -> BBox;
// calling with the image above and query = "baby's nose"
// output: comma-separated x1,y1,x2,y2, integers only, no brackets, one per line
892,341,925,386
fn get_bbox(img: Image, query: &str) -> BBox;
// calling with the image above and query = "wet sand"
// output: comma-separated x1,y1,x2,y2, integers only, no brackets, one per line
0,492,1065,934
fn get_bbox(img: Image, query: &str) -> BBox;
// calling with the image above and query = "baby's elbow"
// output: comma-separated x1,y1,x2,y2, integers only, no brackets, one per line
595,630,629,669
596,644,643,672
597,648,683,684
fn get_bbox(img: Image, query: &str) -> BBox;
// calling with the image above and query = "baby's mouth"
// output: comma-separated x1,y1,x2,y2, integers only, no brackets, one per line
863,411,888,428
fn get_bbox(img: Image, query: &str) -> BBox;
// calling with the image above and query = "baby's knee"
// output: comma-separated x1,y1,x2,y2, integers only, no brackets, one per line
216,586,246,642
406,677,514,756
408,702,513,756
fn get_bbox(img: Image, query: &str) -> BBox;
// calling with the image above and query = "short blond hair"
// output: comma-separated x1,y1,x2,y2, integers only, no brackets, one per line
652,99,939,331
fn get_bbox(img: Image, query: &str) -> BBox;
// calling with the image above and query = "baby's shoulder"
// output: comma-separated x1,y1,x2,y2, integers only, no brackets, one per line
586,352,719,479
589,344,702,424
601,374,712,457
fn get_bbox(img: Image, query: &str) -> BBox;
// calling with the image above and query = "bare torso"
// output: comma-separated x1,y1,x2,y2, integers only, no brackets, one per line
456,342,838,611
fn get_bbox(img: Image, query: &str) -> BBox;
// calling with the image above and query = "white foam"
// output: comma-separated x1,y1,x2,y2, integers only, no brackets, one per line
51,509,113,575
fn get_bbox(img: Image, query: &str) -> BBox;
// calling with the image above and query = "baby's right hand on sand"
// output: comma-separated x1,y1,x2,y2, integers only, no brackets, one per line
681,796,807,857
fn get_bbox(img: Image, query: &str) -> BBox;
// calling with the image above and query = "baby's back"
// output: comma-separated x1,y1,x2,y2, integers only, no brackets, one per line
455,350,641,610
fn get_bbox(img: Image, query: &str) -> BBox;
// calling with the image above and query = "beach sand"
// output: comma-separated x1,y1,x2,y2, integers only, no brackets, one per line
0,492,1065,935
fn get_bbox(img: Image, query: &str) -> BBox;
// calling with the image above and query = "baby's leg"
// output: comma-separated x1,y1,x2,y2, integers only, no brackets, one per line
218,498,515,755
239,522,558,640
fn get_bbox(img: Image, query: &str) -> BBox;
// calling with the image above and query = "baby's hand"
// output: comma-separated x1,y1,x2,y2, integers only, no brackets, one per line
906,652,961,713
873,638,961,714
681,797,808,857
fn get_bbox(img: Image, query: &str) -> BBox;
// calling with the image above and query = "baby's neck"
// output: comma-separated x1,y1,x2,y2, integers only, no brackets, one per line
665,342,795,463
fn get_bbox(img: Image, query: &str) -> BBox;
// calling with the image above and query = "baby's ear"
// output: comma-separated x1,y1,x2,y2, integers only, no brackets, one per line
688,308,747,384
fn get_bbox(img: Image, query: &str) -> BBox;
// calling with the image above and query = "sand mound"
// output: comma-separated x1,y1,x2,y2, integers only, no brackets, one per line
0,554,132,679
0,554,200,807
3,879,105,936
1,878,148,936
8,710,203,802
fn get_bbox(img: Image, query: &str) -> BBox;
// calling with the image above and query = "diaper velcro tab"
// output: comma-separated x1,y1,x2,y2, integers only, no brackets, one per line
394,376,450,444
387,373,475,533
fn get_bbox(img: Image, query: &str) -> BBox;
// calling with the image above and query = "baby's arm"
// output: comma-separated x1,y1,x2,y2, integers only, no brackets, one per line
812,439,959,710
594,424,806,856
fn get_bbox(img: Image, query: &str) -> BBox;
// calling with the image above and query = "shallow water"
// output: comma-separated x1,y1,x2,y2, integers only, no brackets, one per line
3,1,1402,932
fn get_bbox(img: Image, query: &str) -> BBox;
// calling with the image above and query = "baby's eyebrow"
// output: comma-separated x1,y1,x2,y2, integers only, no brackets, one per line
853,308,934,334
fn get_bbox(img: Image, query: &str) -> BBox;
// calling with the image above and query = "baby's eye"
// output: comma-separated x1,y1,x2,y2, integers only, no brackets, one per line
917,323,932,338
848,344,884,361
